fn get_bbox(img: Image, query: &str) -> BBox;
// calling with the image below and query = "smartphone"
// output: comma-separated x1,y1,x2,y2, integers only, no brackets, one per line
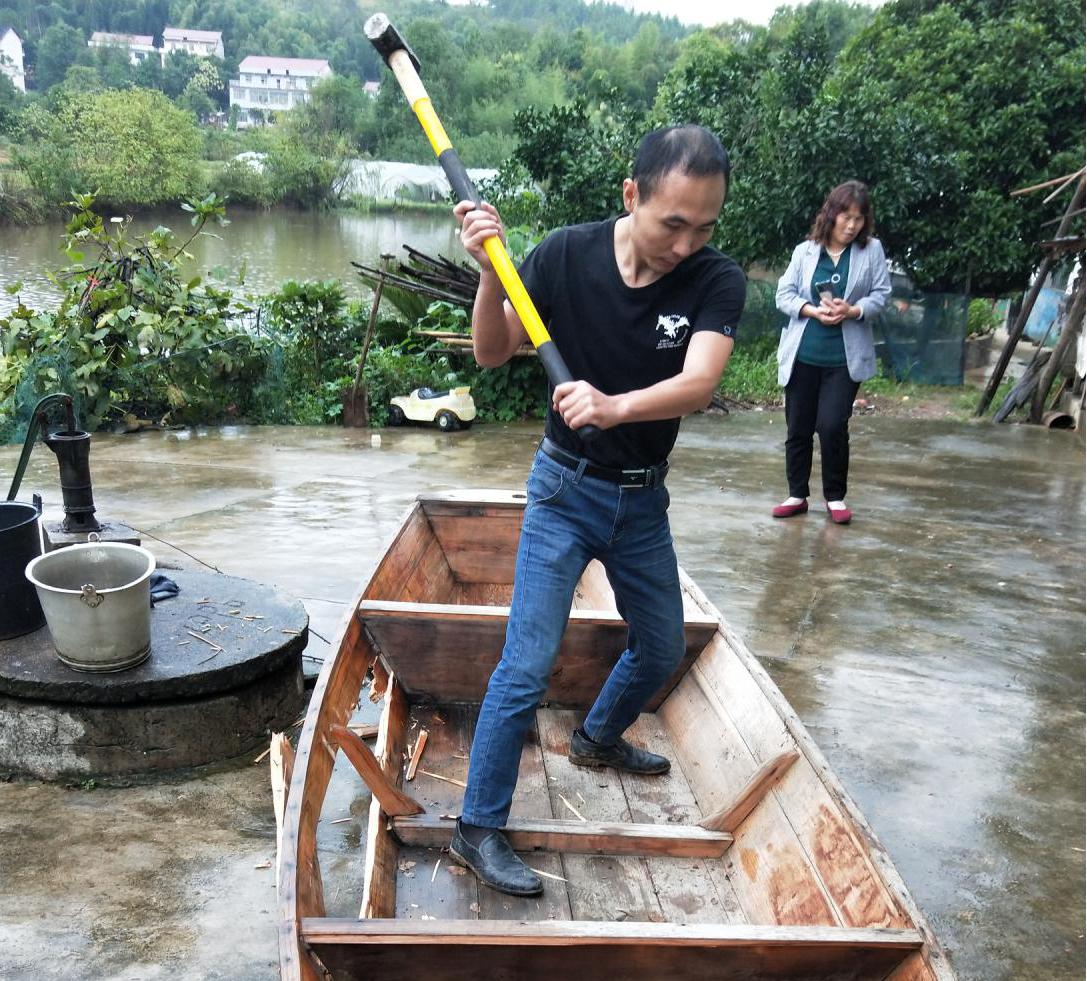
814,279,834,304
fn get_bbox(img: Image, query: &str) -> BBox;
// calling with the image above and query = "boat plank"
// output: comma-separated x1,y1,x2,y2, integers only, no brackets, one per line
364,506,434,601
303,918,920,980
361,678,412,919
454,581,513,606
426,513,522,584
476,715,572,921
659,673,841,927
572,560,614,609
394,704,478,921
359,605,713,710
620,713,746,925
690,638,910,928
392,814,732,858
398,533,457,605
280,590,375,981
536,709,663,923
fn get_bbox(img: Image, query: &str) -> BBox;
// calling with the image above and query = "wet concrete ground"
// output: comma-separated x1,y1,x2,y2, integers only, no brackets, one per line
0,412,1082,980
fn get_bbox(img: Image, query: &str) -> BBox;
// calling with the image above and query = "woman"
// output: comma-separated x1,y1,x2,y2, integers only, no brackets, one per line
773,180,890,524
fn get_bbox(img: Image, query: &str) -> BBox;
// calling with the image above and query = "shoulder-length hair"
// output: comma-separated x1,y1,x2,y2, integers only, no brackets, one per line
809,180,874,247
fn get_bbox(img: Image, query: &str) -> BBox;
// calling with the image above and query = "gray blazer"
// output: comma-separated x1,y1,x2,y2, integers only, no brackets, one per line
775,237,892,386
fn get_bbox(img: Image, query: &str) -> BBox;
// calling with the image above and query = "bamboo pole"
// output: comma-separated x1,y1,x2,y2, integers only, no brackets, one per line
975,176,1085,417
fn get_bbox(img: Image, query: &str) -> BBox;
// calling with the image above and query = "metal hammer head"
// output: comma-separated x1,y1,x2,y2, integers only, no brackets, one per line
364,13,421,73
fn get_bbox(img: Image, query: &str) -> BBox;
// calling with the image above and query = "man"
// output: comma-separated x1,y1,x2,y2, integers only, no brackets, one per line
449,124,746,896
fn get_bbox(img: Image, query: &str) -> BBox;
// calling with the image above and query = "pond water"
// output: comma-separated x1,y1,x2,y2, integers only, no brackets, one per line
0,207,465,315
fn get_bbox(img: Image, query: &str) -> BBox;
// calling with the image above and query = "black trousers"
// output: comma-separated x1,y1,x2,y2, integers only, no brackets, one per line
784,361,860,501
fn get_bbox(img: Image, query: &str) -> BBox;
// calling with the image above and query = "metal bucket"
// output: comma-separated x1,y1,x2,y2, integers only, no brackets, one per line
0,501,45,640
25,541,156,672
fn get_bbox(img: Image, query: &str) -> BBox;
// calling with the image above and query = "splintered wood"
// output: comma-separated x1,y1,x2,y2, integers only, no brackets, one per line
405,730,429,781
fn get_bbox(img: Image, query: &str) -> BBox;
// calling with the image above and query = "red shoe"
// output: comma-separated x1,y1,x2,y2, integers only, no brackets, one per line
826,503,852,524
772,499,809,519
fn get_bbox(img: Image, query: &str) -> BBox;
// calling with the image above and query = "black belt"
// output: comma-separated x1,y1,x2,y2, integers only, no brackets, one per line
540,438,668,489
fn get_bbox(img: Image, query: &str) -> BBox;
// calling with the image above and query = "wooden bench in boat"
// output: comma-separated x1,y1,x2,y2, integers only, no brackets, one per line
357,599,719,708
302,918,925,980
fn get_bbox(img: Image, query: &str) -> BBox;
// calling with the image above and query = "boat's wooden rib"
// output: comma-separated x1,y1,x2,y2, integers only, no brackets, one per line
390,814,734,857
329,724,424,817
277,491,956,981
699,748,801,832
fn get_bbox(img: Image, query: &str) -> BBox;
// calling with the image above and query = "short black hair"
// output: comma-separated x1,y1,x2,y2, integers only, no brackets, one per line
631,125,731,202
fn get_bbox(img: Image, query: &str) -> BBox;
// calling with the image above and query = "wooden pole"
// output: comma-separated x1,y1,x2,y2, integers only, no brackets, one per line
1030,277,1085,422
975,176,1085,417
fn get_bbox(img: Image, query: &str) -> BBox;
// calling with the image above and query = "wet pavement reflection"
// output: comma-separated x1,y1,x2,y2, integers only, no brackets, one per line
0,412,1082,979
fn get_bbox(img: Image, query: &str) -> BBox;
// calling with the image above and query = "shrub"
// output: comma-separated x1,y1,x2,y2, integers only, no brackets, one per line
0,194,262,433
211,158,277,208
13,89,202,209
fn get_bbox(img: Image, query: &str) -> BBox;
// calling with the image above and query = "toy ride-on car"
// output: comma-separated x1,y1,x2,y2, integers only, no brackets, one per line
387,386,476,431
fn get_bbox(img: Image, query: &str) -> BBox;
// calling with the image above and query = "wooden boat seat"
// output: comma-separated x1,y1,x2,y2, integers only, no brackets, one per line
357,599,718,708
301,918,925,981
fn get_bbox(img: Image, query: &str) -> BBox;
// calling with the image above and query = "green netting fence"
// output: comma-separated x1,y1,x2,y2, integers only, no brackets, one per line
738,278,973,386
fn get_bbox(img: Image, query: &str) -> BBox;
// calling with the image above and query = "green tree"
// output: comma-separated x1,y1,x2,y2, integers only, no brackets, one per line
34,22,84,90
161,49,201,99
510,98,643,229
810,0,1085,292
0,69,22,134
286,74,369,152
14,88,202,207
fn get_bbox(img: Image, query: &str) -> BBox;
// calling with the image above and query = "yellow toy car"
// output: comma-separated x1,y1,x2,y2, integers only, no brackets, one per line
388,386,476,431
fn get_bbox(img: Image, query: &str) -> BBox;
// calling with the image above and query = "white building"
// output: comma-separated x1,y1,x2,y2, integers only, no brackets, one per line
229,56,332,127
0,27,24,92
88,31,157,66
162,27,224,61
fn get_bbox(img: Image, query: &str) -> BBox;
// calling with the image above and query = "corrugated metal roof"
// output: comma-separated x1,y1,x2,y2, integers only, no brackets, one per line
237,56,331,76
163,27,223,43
90,31,154,46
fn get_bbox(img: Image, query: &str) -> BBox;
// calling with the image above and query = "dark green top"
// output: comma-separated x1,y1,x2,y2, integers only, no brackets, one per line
797,244,851,367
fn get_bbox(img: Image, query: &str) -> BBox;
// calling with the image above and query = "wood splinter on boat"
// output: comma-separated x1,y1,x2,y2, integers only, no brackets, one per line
328,724,423,817
405,729,428,781
276,491,956,981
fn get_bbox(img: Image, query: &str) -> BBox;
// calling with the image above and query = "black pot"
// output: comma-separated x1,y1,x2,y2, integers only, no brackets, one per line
0,501,45,640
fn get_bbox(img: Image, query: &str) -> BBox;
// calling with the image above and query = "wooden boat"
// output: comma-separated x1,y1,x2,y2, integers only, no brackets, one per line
275,491,955,981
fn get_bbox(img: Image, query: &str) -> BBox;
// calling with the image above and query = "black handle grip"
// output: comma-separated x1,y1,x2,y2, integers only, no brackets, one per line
439,149,478,205
538,342,601,443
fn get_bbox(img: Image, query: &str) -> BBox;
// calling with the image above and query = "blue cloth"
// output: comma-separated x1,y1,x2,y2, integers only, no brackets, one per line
149,573,180,606
460,448,685,828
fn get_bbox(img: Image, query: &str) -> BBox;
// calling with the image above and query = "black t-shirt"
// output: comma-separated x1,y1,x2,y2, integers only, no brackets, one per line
518,215,747,468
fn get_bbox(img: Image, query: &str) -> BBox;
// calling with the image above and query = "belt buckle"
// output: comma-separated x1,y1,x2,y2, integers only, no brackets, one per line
622,467,653,489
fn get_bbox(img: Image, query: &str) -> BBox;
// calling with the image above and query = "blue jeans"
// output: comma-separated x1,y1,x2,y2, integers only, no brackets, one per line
460,448,685,828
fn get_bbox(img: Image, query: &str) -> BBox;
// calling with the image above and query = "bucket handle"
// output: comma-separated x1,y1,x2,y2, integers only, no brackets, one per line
80,584,103,608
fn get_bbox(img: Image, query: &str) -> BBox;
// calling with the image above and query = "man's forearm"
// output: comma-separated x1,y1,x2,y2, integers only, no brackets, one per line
610,367,727,424
472,270,517,367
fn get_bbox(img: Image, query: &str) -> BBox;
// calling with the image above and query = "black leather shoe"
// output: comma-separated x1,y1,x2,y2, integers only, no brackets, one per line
449,824,543,897
568,727,670,775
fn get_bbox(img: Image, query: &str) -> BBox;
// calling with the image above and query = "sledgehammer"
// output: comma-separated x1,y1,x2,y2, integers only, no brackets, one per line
365,12,600,440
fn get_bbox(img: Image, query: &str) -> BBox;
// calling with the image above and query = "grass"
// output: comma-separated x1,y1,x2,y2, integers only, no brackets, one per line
717,350,1012,422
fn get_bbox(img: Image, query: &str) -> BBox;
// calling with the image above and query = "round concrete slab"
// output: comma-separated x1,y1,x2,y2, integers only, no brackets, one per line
0,570,309,780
